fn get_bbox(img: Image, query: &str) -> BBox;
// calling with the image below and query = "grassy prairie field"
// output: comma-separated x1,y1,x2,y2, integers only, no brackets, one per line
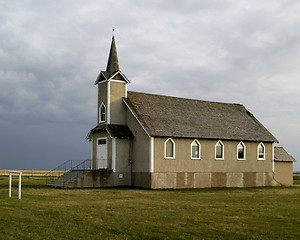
0,169,65,177
0,176,299,240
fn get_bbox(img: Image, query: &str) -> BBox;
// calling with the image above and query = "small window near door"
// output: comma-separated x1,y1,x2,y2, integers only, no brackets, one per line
98,139,107,145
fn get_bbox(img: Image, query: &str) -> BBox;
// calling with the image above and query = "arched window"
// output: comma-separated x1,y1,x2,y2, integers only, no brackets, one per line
191,140,201,159
258,143,265,160
237,142,246,160
99,103,106,123
215,140,224,160
164,138,175,159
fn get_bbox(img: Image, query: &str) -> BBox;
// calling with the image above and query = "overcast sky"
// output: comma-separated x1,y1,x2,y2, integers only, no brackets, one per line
0,0,299,171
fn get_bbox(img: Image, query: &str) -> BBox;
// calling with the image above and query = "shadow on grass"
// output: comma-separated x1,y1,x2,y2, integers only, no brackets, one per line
0,175,298,192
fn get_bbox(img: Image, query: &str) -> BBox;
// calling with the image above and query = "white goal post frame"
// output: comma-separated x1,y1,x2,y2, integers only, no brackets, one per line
8,171,22,200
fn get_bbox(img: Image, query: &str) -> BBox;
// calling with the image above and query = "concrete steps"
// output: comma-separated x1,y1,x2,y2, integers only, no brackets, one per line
48,170,89,188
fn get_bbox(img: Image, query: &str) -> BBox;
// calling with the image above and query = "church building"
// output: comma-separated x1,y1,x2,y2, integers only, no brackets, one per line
79,35,294,189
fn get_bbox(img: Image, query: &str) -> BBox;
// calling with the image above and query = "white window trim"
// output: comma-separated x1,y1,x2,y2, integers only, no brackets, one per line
99,102,106,123
272,143,274,172
191,139,201,159
257,142,265,160
215,140,224,160
237,141,246,160
90,138,94,169
164,138,175,159
97,137,107,145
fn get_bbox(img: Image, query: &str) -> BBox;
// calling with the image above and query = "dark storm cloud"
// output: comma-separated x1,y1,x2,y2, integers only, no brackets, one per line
0,0,299,170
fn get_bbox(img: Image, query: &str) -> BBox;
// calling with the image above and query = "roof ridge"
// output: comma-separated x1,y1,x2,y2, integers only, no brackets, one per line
127,91,242,106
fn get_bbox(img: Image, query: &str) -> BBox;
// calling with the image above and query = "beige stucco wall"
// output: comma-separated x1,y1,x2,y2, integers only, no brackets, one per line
97,81,127,125
126,109,150,173
149,138,275,189
70,170,131,188
153,138,273,173
274,161,293,186
115,138,131,173
110,81,127,125
150,172,275,189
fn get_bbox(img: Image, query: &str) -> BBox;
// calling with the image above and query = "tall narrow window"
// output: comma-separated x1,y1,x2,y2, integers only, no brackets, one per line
258,143,265,160
191,140,201,159
99,103,106,123
215,140,224,160
164,138,175,159
237,142,245,160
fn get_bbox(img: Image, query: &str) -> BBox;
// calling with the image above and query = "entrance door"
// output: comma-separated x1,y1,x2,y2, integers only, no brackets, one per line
96,138,107,169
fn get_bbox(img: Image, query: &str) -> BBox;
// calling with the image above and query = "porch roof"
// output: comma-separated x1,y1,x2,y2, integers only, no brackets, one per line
274,147,296,162
87,124,134,140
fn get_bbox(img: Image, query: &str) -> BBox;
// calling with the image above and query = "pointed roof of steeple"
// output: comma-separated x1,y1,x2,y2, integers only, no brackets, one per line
106,36,119,76
95,34,129,85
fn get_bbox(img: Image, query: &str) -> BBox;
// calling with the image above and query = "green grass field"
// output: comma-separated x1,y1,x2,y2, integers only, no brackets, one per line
0,176,299,240
294,174,300,185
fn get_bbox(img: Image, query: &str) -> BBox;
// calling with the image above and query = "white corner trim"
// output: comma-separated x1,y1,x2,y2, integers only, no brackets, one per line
164,138,175,159
123,99,151,138
112,138,116,172
215,140,224,160
272,143,274,172
191,139,201,160
149,137,154,173
91,138,93,169
105,127,114,139
125,84,127,98
107,81,111,124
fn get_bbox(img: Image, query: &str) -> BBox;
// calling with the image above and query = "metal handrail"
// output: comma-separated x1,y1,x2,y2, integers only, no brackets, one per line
45,159,89,184
45,159,112,185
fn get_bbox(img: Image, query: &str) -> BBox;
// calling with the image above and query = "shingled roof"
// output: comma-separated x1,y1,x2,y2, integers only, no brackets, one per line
87,124,134,140
123,91,278,142
274,147,296,162
106,35,119,77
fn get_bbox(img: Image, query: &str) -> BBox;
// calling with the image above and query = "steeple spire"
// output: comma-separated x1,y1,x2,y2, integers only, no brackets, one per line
95,32,129,85
106,32,119,76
